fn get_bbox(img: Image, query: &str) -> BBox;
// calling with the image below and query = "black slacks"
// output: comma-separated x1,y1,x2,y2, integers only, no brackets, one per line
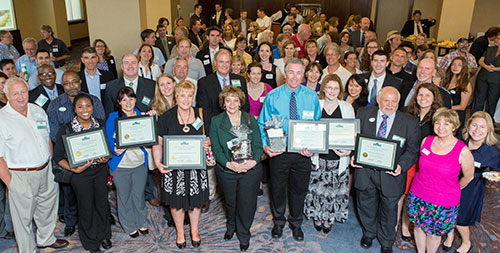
356,169,400,248
61,183,78,226
269,153,311,228
71,164,111,250
472,78,500,118
216,164,262,245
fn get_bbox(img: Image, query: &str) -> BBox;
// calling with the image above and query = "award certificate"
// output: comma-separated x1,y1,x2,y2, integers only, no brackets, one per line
288,120,329,154
321,119,360,150
164,135,206,170
116,115,157,148
63,128,112,168
354,135,399,171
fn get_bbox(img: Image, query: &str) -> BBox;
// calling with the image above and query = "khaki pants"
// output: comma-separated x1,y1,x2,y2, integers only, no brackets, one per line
207,166,217,200
9,163,59,253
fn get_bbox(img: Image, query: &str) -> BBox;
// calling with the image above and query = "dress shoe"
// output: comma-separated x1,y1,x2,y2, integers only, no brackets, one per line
201,201,210,213
64,226,75,237
224,231,234,240
58,215,65,223
89,247,101,253
139,228,149,235
129,231,139,238
240,243,249,251
166,219,175,227
313,223,322,232
258,188,263,196
148,198,160,207
101,239,112,249
192,239,201,248
38,239,69,249
381,246,393,253
322,226,332,234
176,241,186,249
442,243,453,252
291,226,304,241
360,236,373,249
2,231,14,240
271,225,283,238
401,231,412,242
109,214,116,225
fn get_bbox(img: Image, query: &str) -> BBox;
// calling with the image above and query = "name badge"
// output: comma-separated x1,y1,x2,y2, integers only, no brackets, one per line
450,90,456,94
36,120,48,129
58,107,67,112
100,83,107,90
110,59,115,64
302,110,314,120
369,117,375,122
203,59,211,65
204,54,209,58
392,134,406,148
296,47,300,51
267,128,284,138
192,117,203,130
141,96,151,106
259,96,266,103
422,148,430,156
265,73,274,79
35,94,49,107
231,79,241,87
52,46,59,53
474,161,481,168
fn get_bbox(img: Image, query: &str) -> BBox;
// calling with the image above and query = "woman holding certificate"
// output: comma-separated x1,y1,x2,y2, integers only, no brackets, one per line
210,86,263,251
53,93,112,252
105,87,150,238
304,74,355,233
407,108,474,253
152,80,209,249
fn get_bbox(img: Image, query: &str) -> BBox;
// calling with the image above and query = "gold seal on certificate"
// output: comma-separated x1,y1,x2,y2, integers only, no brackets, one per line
354,135,400,171
288,120,329,154
321,119,360,150
62,128,112,168
115,115,158,148
163,135,206,170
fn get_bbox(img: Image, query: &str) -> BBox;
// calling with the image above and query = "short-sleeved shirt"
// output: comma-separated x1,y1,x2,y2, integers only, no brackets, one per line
0,103,51,167
0,42,20,61
439,51,478,71
37,38,70,68
256,16,272,30
15,55,37,79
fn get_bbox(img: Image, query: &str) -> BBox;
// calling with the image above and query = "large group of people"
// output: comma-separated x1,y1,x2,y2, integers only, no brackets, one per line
0,2,499,253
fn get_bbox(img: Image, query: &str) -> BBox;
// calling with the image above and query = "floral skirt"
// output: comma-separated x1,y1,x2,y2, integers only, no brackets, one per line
407,191,458,236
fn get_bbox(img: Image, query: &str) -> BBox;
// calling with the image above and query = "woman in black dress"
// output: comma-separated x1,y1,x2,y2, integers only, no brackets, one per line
442,56,472,129
152,80,210,249
255,41,284,88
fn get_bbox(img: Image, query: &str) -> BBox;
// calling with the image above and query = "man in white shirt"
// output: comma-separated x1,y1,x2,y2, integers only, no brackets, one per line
0,78,69,252
256,8,272,31
321,43,352,87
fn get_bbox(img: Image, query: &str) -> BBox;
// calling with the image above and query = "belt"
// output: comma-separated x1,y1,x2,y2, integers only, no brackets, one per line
9,161,49,172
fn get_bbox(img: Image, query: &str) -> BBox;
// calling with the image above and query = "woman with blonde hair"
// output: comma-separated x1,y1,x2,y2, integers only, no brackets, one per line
222,24,237,51
230,55,246,77
274,40,297,76
150,74,176,116
247,22,261,52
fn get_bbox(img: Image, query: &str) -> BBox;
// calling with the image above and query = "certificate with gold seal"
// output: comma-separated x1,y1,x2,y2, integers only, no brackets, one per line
115,115,158,149
163,135,206,170
62,128,112,168
354,135,400,171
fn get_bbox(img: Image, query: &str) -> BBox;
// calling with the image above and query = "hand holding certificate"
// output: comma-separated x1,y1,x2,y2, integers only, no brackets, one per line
62,128,113,168
353,135,399,171
163,135,206,170
321,119,360,150
115,115,158,148
288,120,329,154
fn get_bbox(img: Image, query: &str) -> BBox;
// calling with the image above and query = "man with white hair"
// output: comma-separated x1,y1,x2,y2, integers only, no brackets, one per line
0,78,69,252
15,38,38,79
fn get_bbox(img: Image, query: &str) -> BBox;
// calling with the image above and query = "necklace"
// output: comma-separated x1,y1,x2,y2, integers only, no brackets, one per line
178,108,191,133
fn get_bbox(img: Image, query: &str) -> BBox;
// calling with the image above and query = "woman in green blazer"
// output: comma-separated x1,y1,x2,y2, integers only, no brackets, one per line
209,86,263,251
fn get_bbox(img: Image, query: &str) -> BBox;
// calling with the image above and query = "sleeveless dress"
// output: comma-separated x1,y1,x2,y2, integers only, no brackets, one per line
261,64,278,88
449,87,466,127
407,136,466,236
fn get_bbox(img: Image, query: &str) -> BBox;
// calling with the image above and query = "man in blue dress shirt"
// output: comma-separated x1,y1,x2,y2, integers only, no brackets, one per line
258,58,321,242
15,38,38,80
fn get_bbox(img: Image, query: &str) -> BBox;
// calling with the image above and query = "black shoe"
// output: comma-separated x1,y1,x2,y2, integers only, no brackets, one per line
240,243,249,251
258,188,263,196
271,225,283,238
322,226,331,234
166,219,175,227
58,215,65,223
64,226,75,237
2,231,14,240
176,241,186,249
401,231,412,242
381,246,393,253
101,239,112,250
139,228,149,235
224,231,234,240
129,231,139,238
291,226,304,241
313,223,322,232
201,201,210,213
442,243,453,252
360,236,374,249
109,214,116,225
89,247,101,253
192,239,201,248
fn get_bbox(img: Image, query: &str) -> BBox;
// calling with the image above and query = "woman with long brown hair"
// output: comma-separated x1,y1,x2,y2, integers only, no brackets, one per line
359,39,380,72
442,56,472,128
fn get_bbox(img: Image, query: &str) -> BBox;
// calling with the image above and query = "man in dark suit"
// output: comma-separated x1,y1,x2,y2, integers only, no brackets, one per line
348,17,371,52
78,47,114,101
103,54,155,115
196,26,226,76
155,24,175,60
386,47,416,108
210,3,225,28
188,19,204,49
359,50,403,106
401,10,436,38
29,64,64,112
352,86,420,253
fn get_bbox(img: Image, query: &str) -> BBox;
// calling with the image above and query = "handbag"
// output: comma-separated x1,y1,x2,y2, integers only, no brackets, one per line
198,108,216,166
52,126,74,183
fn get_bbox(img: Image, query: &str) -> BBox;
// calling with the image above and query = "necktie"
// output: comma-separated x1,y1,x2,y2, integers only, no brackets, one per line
289,92,297,120
361,31,365,47
50,90,56,100
222,77,227,88
370,79,378,105
417,22,422,34
216,13,220,24
377,114,389,138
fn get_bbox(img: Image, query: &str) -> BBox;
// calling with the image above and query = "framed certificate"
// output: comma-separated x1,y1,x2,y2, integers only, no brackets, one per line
321,118,360,150
115,115,158,149
354,135,400,171
62,128,112,168
287,120,329,154
163,135,206,170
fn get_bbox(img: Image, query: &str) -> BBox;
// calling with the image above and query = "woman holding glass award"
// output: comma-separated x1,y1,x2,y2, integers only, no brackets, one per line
53,93,112,252
304,74,355,233
209,86,263,251
152,80,210,249
105,87,150,238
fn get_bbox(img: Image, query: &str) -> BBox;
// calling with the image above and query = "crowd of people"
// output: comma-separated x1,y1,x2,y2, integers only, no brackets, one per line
0,2,499,253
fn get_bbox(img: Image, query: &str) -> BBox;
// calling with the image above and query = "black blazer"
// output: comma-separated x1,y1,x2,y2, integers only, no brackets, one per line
401,19,436,38
102,77,156,115
354,106,420,197
210,11,225,27
188,30,204,49
155,35,176,61
195,44,232,76
358,72,404,96
78,69,115,100
29,84,64,112
196,73,250,134
348,30,365,48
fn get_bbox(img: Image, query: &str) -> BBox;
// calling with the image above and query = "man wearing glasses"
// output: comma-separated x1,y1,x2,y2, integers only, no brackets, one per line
28,64,64,111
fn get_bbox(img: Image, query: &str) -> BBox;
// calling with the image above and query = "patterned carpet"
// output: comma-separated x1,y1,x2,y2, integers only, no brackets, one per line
0,181,498,252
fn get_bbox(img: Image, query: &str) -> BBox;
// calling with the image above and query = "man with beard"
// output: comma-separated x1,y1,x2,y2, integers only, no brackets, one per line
29,64,64,111
439,38,478,74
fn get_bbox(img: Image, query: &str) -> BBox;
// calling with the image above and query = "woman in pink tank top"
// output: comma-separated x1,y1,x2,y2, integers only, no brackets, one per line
407,108,474,253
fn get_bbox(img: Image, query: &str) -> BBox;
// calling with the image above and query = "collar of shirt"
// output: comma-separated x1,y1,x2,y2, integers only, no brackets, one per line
404,80,420,106
85,68,101,79
209,46,219,61
124,76,139,90
42,85,58,98
216,72,230,89
368,72,386,92
376,109,396,137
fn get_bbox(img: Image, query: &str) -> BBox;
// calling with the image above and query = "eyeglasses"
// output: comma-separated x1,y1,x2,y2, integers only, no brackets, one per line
38,72,55,77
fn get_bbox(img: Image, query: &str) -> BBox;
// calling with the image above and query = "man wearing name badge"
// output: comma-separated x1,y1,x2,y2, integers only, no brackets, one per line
359,50,403,107
0,78,69,252
257,58,321,242
29,64,64,112
196,26,228,75
28,49,64,91
351,86,420,253
38,25,70,68
196,48,249,212
103,54,155,115
78,47,114,101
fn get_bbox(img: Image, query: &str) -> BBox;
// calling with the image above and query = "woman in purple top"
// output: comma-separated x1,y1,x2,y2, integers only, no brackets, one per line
246,62,273,119
407,108,474,253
